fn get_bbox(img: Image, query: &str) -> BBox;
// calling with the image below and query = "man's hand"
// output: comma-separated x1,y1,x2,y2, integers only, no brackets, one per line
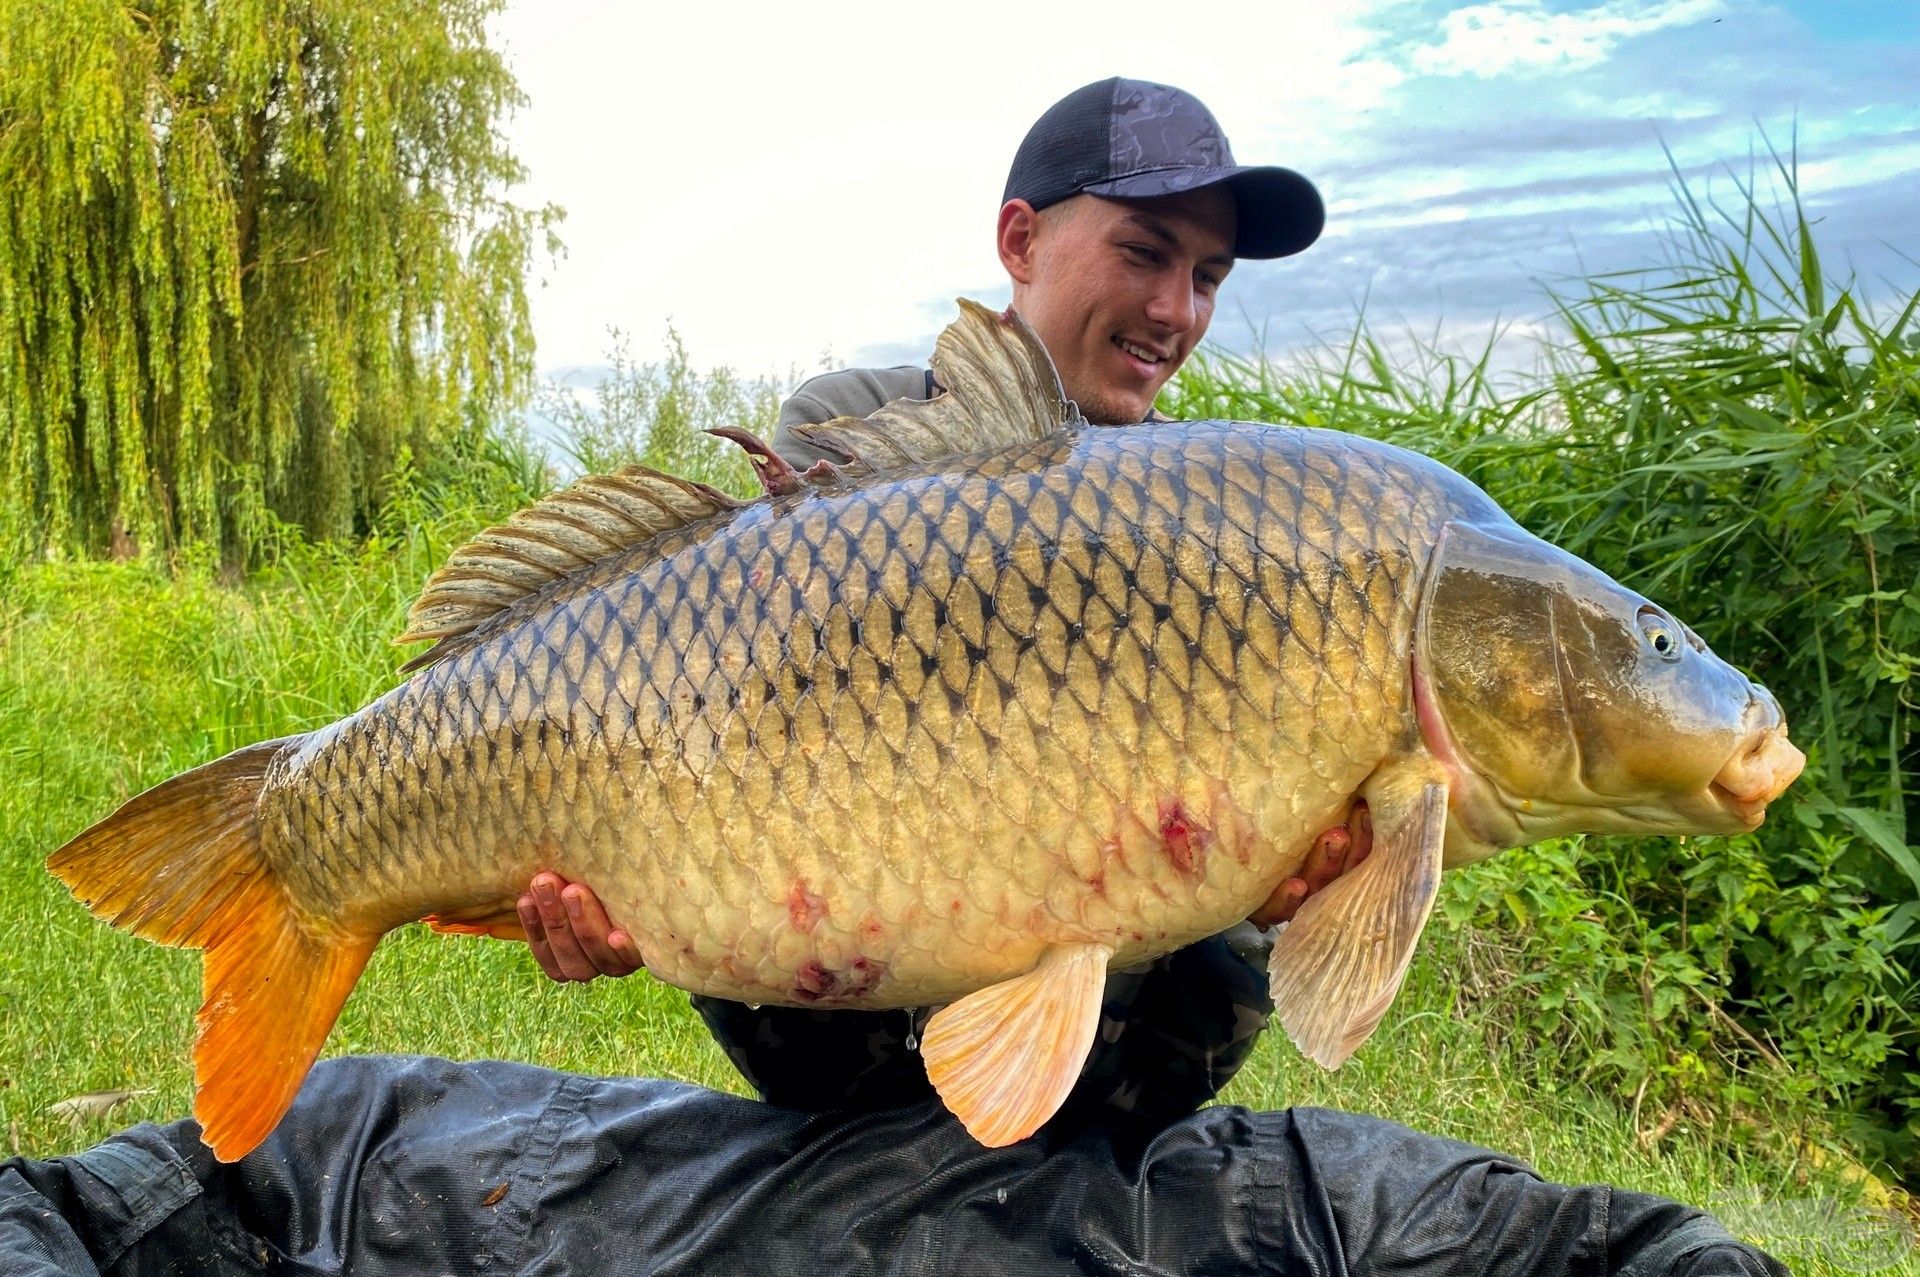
1249,802,1372,927
518,872,645,983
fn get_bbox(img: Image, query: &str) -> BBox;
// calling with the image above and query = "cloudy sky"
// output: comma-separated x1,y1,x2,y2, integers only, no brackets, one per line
489,0,1920,387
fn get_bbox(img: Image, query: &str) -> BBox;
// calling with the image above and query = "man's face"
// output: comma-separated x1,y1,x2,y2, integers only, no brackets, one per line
1002,187,1236,425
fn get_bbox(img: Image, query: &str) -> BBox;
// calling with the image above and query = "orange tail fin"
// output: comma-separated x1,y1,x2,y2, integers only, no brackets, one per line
46,738,376,1162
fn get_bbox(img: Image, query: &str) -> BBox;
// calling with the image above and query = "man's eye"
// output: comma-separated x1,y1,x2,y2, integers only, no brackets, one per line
1197,272,1221,293
1122,243,1159,265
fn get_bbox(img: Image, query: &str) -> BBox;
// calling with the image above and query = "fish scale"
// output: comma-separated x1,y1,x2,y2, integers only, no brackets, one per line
260,423,1451,1005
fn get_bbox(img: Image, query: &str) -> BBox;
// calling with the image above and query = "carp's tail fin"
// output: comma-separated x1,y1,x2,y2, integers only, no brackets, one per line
46,737,376,1162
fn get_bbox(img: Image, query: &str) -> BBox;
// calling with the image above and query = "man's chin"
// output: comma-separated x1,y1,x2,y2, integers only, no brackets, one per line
1075,388,1157,426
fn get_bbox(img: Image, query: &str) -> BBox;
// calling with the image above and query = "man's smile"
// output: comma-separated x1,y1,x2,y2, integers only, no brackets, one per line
1113,335,1170,377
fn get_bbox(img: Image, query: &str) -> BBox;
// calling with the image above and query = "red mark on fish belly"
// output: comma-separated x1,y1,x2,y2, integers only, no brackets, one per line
847,956,886,995
794,960,838,1000
793,955,887,1002
1157,797,1213,874
788,879,826,932
1080,835,1119,895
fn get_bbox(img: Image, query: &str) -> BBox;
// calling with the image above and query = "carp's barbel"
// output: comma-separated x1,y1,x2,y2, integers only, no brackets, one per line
50,300,1803,1160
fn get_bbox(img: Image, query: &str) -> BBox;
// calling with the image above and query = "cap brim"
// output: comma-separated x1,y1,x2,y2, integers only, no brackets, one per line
1081,164,1325,259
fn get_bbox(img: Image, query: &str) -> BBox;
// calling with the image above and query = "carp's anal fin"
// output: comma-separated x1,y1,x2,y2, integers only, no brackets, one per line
790,299,1086,477
1267,768,1448,1069
921,942,1110,1147
396,466,744,671
46,737,377,1161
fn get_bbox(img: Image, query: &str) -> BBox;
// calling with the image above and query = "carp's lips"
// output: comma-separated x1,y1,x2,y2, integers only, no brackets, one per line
1708,720,1805,830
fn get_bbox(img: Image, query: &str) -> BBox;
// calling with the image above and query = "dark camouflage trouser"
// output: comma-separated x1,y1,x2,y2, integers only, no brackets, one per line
2,1054,1783,1276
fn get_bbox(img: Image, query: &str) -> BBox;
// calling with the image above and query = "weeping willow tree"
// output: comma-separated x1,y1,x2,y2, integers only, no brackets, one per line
0,0,559,564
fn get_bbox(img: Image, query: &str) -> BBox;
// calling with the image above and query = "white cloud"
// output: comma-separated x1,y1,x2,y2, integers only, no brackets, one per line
1410,0,1727,78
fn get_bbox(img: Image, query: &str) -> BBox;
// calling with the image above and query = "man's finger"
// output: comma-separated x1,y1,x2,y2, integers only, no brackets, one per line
607,930,645,970
1250,876,1310,927
518,894,566,982
1303,826,1349,890
1342,803,1373,873
1303,825,1344,877
532,873,597,982
564,884,644,977
1276,877,1310,920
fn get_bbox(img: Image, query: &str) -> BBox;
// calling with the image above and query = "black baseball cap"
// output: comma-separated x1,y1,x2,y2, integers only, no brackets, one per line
1003,77,1324,260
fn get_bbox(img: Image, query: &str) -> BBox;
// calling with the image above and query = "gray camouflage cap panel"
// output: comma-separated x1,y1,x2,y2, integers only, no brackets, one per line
1004,77,1325,259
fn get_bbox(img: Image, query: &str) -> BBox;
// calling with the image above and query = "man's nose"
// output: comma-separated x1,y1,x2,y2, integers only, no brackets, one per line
1144,275,1198,332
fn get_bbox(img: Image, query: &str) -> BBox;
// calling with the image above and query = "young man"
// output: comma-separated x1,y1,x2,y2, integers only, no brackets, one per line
0,80,1783,1276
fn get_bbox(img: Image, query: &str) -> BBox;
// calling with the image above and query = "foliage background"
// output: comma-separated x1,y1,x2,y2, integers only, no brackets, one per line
0,0,558,566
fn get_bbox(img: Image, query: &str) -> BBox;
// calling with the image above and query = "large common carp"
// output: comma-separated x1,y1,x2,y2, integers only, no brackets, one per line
50,301,1803,1161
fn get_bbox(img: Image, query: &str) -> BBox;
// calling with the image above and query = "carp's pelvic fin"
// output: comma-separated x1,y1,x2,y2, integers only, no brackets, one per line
1267,767,1448,1069
921,942,1111,1147
790,299,1086,477
422,900,529,941
45,737,376,1162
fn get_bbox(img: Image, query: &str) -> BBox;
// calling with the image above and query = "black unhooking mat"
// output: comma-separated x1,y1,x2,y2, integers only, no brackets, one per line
2,1055,1781,1276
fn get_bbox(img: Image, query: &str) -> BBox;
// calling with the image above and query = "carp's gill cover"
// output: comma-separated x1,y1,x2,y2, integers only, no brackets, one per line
48,300,1804,1160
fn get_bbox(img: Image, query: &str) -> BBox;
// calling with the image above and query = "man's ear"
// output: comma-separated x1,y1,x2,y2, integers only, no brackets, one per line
997,200,1040,286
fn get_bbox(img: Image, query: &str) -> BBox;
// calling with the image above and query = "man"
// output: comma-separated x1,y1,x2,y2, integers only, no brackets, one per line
1,79,1782,1275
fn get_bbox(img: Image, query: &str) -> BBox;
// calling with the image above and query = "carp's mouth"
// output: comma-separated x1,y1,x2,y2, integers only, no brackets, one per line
1706,710,1805,831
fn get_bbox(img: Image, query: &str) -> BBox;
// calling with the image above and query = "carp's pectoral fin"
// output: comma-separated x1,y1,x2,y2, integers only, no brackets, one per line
423,902,528,941
921,942,1110,1147
1267,769,1448,1069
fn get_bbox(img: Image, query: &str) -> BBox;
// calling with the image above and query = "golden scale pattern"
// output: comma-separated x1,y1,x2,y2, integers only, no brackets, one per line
263,421,1495,1008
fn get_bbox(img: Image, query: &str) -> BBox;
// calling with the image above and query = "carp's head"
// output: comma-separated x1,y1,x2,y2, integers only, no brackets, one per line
1412,522,1803,864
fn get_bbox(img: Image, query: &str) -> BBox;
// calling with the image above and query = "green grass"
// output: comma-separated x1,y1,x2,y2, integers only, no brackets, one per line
2,557,1914,1276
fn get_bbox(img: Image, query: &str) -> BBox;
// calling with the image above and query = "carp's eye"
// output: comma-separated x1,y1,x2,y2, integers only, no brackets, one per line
1637,606,1683,663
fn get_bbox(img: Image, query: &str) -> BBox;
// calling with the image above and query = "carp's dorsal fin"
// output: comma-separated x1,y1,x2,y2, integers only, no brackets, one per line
1267,764,1448,1069
789,298,1085,475
395,467,743,671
